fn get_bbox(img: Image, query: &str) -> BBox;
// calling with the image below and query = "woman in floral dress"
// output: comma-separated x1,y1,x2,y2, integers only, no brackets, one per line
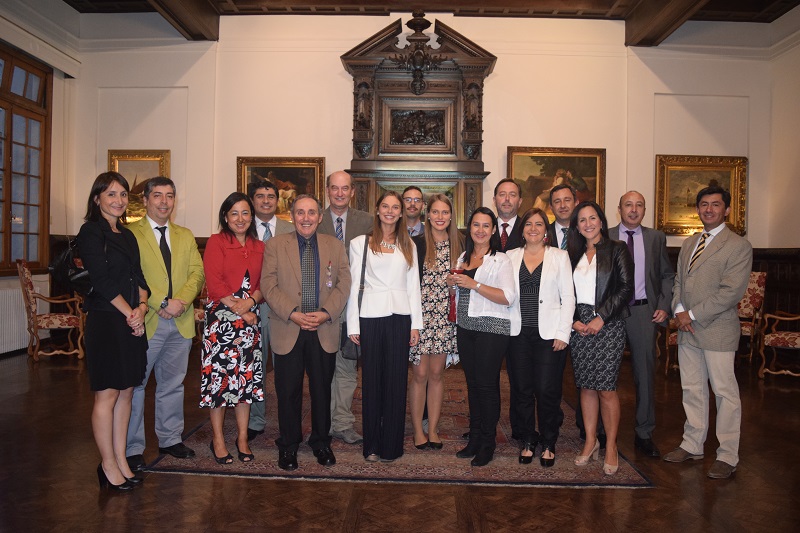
200,192,264,464
410,194,464,450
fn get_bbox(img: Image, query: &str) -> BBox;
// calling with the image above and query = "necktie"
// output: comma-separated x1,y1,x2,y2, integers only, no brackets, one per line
301,238,317,313
625,230,635,304
262,221,272,243
688,232,710,272
335,217,344,242
408,226,414,236
501,223,509,250
560,228,568,250
157,226,172,299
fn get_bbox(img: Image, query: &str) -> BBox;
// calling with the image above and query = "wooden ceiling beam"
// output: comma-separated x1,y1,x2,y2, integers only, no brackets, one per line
624,0,711,46
147,0,220,40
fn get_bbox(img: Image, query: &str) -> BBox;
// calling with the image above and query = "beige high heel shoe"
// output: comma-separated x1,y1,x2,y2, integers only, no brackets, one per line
574,439,600,466
603,450,619,475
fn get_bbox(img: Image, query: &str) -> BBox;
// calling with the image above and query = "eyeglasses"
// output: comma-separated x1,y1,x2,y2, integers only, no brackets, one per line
403,197,423,204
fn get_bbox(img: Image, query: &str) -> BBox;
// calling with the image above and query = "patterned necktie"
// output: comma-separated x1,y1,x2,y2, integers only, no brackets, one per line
408,226,414,236
335,217,344,242
688,232,710,272
560,227,568,250
262,221,272,243
501,223,509,250
157,226,172,299
301,238,317,313
625,230,635,304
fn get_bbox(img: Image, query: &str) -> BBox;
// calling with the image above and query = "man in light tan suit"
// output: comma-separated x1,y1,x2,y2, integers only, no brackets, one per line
262,195,351,471
247,180,295,442
665,186,752,479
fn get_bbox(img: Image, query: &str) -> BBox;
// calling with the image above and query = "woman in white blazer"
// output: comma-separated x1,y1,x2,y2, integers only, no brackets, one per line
348,191,423,463
447,207,516,467
507,208,576,467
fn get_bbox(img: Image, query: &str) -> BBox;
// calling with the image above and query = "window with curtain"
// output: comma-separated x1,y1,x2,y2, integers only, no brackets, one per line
0,41,51,275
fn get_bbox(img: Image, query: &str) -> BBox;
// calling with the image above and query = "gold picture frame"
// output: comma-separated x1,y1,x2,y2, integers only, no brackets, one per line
655,154,747,236
108,149,171,223
237,157,325,221
507,146,606,222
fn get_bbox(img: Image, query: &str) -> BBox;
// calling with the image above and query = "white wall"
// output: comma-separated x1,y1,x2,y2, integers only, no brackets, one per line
2,2,799,246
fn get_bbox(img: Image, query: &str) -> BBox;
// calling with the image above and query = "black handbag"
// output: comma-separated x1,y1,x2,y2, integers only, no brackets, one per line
341,236,369,360
50,238,93,297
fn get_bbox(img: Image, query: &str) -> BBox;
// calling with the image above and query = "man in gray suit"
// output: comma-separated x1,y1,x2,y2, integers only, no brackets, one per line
664,186,752,479
609,191,674,458
247,180,295,441
318,170,373,445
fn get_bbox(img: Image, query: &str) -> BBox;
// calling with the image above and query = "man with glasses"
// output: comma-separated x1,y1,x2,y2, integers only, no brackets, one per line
402,186,425,237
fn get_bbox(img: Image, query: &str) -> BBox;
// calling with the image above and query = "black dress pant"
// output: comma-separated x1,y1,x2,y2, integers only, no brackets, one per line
508,327,567,451
273,330,335,453
360,314,411,460
457,326,508,452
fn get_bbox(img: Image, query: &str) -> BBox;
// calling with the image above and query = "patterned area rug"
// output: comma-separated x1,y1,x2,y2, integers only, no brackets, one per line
147,367,652,489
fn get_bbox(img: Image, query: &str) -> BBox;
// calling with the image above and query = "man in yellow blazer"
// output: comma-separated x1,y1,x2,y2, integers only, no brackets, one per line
262,195,351,471
125,177,205,470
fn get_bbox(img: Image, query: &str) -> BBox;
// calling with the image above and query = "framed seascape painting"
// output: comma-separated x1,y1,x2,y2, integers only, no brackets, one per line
654,154,747,236
506,147,606,222
237,157,325,221
108,149,171,223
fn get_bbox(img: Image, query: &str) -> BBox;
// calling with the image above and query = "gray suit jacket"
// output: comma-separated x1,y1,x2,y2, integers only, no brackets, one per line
609,225,675,321
671,226,752,352
318,207,373,254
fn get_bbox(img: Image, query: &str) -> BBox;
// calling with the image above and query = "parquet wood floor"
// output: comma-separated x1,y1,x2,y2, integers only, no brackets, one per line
1,346,798,532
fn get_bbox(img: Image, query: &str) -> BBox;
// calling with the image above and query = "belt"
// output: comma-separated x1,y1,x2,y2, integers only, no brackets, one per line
631,299,648,306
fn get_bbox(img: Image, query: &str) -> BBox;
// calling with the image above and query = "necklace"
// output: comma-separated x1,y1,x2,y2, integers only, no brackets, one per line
380,240,397,250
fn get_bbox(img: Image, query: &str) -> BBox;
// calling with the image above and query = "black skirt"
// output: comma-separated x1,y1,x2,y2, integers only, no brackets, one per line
85,310,147,391
569,303,625,391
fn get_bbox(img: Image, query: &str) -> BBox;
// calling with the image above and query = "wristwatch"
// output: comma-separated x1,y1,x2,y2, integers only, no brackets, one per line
160,297,169,309
475,283,482,290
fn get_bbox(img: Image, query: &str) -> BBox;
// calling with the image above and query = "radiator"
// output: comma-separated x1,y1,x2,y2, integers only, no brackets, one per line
0,286,49,354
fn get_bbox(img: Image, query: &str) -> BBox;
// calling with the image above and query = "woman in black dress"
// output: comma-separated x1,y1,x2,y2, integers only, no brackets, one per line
567,201,633,475
77,172,149,491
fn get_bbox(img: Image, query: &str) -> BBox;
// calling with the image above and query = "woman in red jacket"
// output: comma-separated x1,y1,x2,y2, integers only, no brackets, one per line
200,192,265,464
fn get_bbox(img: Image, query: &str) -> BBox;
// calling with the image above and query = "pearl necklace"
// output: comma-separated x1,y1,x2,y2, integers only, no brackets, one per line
380,240,397,250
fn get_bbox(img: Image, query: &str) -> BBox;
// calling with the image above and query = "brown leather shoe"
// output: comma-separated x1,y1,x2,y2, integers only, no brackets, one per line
707,460,736,479
663,447,703,463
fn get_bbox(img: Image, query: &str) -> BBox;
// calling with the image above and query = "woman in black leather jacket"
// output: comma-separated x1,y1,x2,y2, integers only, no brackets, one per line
566,201,633,476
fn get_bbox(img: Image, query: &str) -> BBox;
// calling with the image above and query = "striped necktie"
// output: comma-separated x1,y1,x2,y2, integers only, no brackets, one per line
335,217,344,242
262,222,272,243
688,232,710,272
560,228,568,250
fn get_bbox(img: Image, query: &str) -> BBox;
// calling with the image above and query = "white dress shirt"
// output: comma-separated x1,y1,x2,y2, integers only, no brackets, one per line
573,253,597,306
455,250,517,321
256,216,276,241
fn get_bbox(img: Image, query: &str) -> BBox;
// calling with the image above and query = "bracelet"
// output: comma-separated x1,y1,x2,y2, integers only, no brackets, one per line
138,301,148,309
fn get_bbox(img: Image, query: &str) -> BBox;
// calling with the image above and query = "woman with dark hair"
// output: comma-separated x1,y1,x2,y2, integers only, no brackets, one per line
567,201,633,475
77,172,149,491
409,194,464,450
507,208,575,467
447,207,516,467
200,192,265,464
348,190,423,463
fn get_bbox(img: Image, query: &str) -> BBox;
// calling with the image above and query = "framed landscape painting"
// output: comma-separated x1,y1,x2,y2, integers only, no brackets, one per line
654,154,747,236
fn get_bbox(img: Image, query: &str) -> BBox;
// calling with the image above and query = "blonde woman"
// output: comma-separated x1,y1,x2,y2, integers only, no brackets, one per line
409,194,464,450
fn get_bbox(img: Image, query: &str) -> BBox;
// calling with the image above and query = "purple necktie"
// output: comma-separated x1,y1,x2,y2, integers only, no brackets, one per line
625,230,635,305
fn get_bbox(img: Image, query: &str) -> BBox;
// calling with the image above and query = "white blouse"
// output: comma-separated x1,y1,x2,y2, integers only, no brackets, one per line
573,253,597,306
455,250,517,321
346,235,424,335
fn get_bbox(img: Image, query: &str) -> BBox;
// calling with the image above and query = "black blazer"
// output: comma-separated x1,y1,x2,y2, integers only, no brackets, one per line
574,238,633,323
77,219,150,312
413,234,426,284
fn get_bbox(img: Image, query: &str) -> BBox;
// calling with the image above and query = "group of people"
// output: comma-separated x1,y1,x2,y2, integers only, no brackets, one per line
78,167,752,491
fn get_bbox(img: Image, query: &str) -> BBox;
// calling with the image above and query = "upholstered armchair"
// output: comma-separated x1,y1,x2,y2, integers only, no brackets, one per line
759,311,800,378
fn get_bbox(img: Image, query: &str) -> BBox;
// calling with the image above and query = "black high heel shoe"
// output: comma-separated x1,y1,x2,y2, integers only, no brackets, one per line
209,441,233,465
97,464,134,491
415,440,430,450
540,445,555,468
428,440,443,450
519,441,535,464
125,474,144,485
235,440,255,462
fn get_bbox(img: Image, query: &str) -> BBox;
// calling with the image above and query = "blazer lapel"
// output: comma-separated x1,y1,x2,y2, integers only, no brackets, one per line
286,235,302,286
691,227,728,273
138,219,169,277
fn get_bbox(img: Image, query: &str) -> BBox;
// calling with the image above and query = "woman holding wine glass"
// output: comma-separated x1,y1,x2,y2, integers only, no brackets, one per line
448,207,516,467
409,194,464,451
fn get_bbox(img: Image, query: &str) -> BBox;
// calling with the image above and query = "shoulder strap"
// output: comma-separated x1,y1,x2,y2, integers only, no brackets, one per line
357,236,369,310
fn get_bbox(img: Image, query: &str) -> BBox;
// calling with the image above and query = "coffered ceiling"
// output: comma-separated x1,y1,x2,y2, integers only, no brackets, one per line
59,0,800,46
